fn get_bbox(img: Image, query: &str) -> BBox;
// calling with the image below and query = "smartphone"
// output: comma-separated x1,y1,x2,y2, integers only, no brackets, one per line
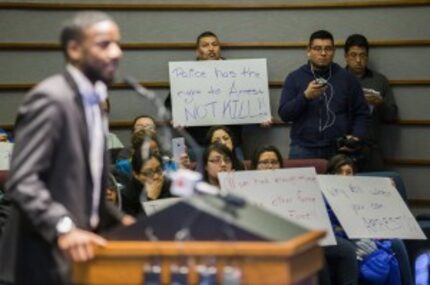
172,137,186,163
315,78,327,87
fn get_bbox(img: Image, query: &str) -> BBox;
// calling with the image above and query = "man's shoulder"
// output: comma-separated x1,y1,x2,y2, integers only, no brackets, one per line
285,64,309,80
333,63,361,84
32,74,69,95
28,73,74,103
365,68,389,82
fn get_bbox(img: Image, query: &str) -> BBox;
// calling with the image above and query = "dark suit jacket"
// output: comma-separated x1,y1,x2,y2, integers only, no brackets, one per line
0,71,123,284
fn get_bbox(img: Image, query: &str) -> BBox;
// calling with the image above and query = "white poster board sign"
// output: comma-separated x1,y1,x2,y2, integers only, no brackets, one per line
219,168,336,246
318,175,426,240
0,142,13,170
142,197,183,216
169,59,271,126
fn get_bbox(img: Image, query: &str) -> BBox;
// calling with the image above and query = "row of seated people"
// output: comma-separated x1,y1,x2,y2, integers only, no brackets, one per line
106,117,422,285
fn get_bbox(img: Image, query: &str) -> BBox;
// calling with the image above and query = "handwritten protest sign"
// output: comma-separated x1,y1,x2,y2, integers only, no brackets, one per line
169,59,271,126
219,168,336,246
0,142,13,170
143,197,183,216
318,175,426,240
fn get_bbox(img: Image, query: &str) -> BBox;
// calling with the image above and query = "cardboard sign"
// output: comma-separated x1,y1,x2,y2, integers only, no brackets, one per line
169,59,271,126
318,175,426,240
219,168,336,246
0,142,13,170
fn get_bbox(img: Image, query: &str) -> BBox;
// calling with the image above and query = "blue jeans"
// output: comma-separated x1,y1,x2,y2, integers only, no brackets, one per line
289,144,337,160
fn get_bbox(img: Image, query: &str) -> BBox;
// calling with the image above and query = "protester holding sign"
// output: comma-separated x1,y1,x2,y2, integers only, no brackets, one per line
326,154,412,285
165,31,244,148
250,146,358,285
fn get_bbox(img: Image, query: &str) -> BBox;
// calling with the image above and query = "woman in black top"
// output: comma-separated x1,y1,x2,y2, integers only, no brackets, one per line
121,143,172,217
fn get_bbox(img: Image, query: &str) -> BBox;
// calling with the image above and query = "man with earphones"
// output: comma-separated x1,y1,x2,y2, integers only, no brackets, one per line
278,30,369,160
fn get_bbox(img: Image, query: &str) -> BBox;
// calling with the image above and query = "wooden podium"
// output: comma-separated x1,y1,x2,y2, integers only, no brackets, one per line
73,230,324,285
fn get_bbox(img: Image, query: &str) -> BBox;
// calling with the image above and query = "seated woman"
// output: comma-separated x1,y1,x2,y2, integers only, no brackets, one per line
116,115,157,161
206,126,244,170
202,143,237,188
327,154,412,285
251,145,283,170
115,129,161,178
251,146,358,285
121,142,173,217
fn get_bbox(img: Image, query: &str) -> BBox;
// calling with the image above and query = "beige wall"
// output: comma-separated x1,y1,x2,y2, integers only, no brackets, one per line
1,1,429,201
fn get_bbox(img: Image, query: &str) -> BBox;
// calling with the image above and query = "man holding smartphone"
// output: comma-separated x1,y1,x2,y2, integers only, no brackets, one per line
278,30,369,160
345,34,398,170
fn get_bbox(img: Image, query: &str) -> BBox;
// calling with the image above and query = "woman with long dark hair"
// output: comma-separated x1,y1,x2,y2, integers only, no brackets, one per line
121,142,172,217
202,143,236,187
206,126,244,170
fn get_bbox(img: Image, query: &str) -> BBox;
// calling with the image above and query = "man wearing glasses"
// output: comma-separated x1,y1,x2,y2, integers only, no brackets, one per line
278,30,369,160
344,34,398,171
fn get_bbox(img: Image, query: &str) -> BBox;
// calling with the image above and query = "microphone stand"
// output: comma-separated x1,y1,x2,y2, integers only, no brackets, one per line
123,76,203,171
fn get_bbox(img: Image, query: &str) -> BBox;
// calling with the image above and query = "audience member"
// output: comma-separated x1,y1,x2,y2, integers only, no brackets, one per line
344,34,398,171
164,31,243,149
121,144,173,217
251,145,283,170
206,125,245,169
115,129,161,179
278,30,369,161
0,129,10,143
327,154,412,285
202,143,236,188
132,115,157,135
252,147,358,285
116,115,157,161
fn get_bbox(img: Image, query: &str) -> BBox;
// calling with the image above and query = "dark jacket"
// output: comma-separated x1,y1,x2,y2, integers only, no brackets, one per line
278,63,369,148
0,72,123,284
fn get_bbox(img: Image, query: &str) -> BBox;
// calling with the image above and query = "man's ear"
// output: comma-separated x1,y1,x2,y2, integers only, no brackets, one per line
306,46,311,58
66,40,82,63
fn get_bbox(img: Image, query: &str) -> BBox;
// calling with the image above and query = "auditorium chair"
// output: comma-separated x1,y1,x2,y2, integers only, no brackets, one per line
283,158,328,174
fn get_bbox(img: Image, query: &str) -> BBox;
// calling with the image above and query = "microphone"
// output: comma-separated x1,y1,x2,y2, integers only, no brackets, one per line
195,182,246,208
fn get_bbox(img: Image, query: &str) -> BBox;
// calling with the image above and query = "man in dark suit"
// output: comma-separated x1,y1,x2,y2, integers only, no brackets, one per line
0,11,132,284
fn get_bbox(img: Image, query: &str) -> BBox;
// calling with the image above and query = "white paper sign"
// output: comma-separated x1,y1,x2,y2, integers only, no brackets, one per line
169,59,271,126
142,197,183,216
0,142,13,170
318,175,426,240
218,168,336,246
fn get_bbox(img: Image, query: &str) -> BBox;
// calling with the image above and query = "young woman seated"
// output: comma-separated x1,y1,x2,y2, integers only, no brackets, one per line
206,126,244,170
326,154,411,285
251,145,283,170
121,142,173,217
202,143,237,188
